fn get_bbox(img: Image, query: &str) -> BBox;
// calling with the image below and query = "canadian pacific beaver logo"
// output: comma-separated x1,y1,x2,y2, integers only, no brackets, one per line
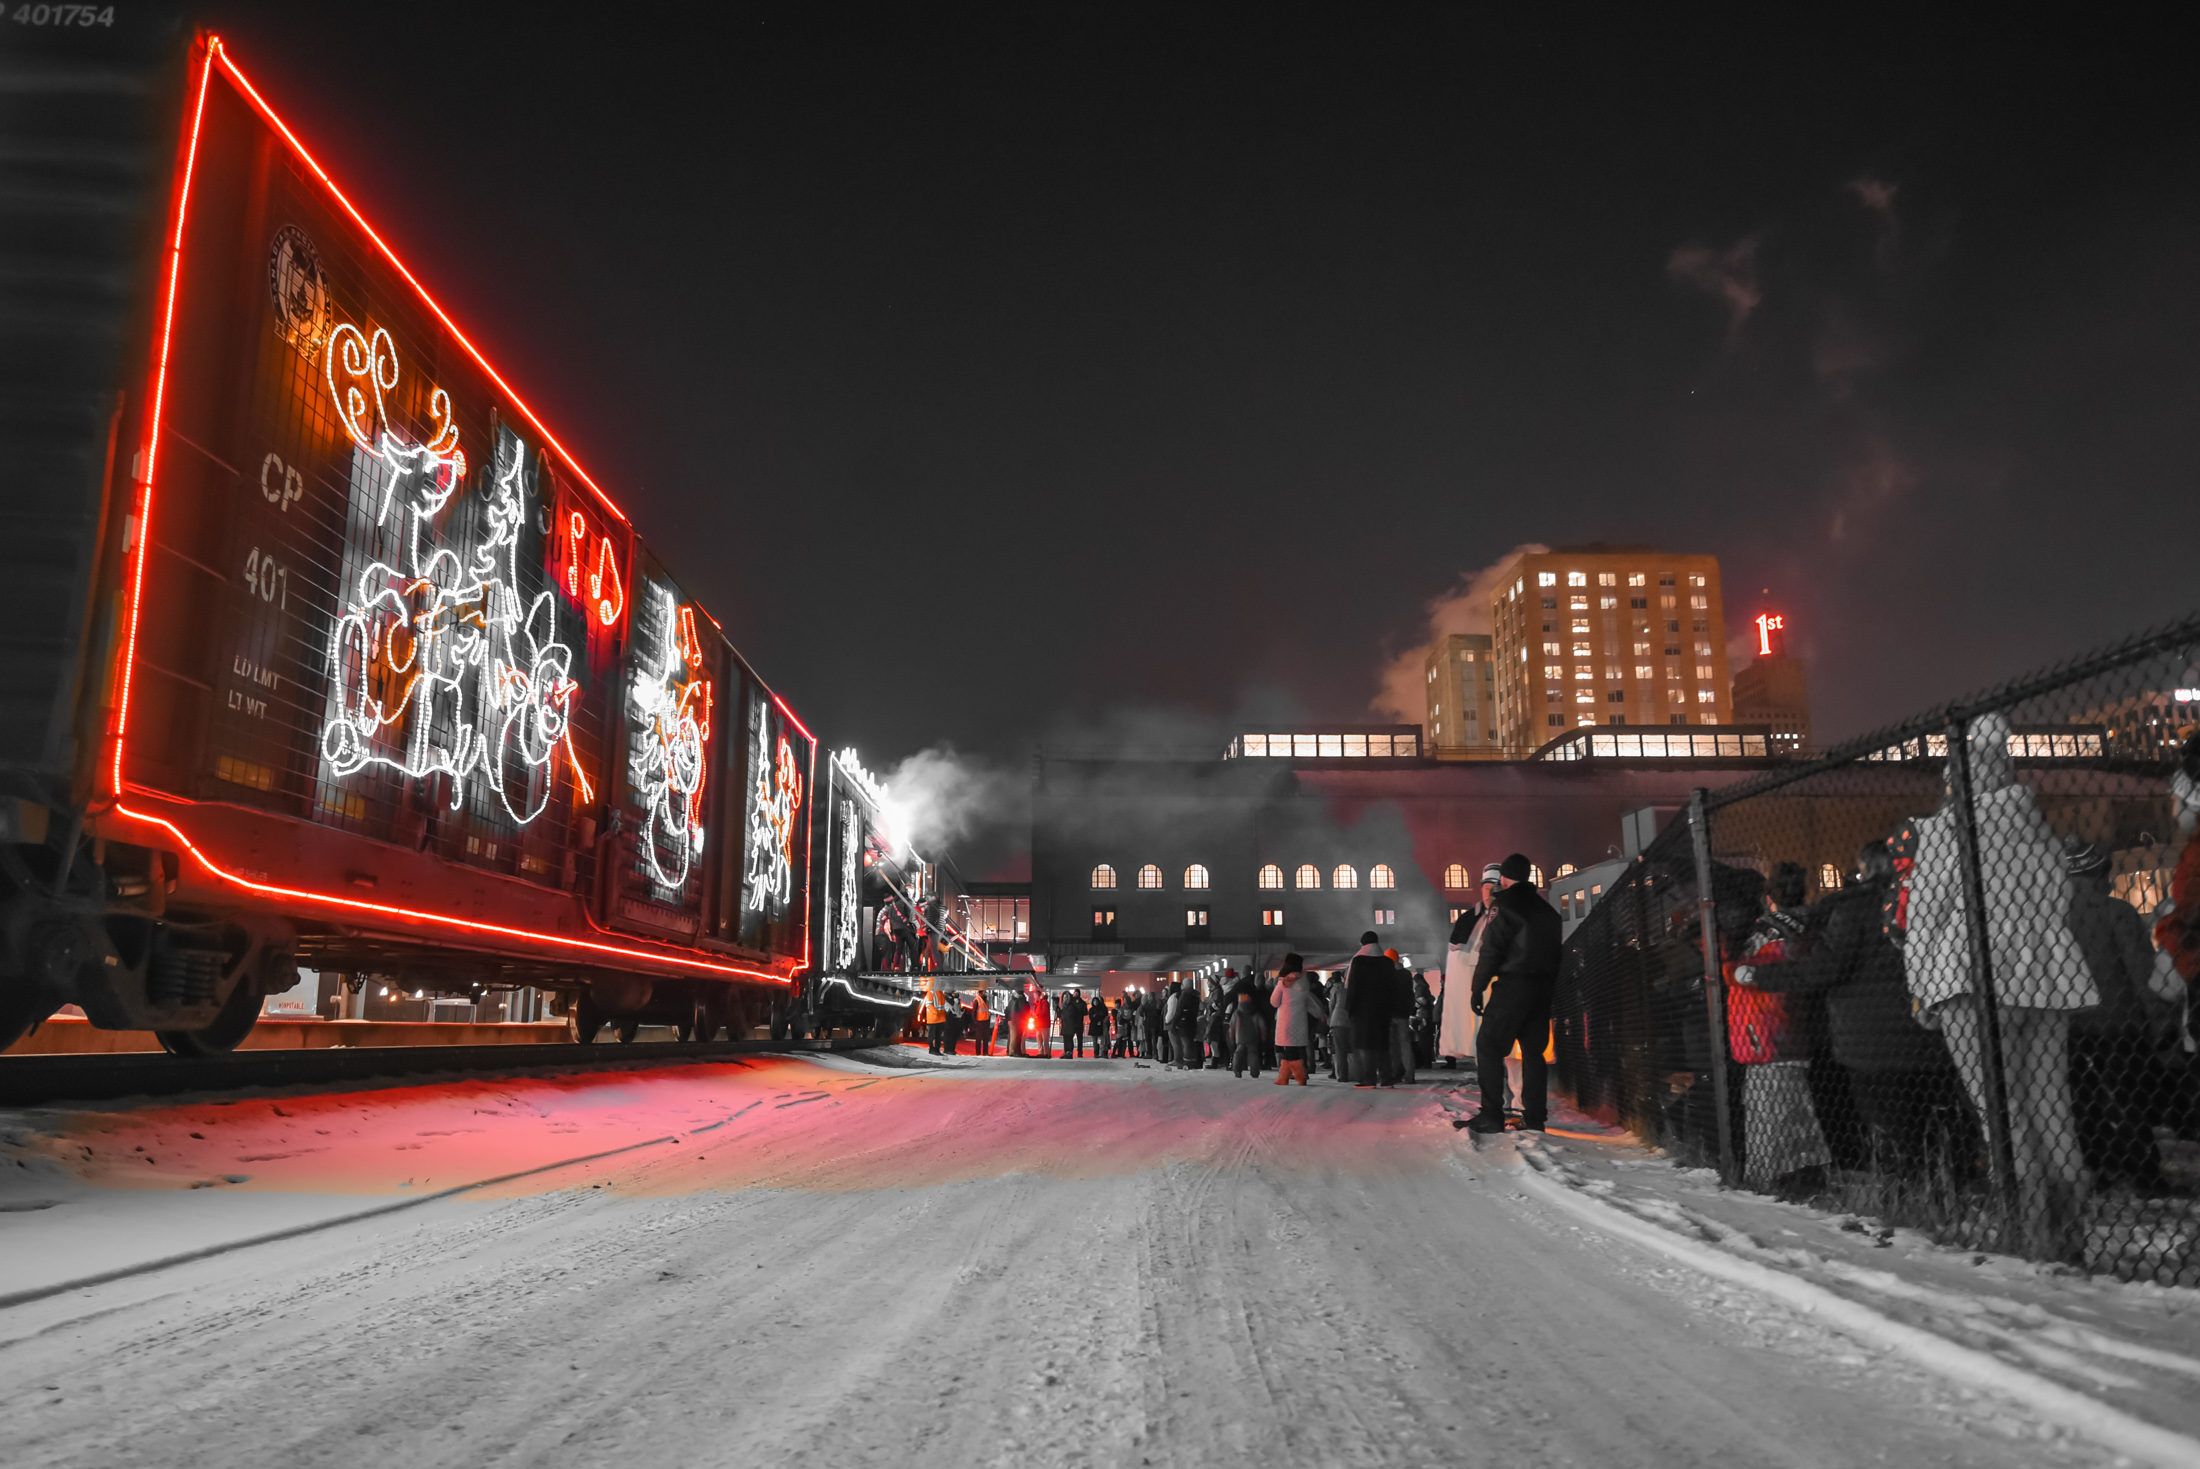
268,224,332,358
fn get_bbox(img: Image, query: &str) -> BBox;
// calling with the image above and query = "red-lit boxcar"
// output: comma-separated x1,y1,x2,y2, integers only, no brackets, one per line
0,18,811,1052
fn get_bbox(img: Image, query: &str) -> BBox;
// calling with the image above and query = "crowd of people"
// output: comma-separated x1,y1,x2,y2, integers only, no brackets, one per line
906,850,1568,1134
1636,720,2200,1260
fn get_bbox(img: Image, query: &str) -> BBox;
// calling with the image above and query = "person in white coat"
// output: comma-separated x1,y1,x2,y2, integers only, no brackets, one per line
1440,864,1504,1065
1269,954,1326,1085
1905,710,2096,1258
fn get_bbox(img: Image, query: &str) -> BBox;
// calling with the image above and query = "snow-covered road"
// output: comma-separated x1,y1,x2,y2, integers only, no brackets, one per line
0,1051,2135,1466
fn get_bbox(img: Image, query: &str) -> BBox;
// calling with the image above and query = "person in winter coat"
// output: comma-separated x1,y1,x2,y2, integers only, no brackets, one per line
1384,948,1416,1085
1324,972,1353,1082
1743,840,1964,1173
1227,970,1267,1078
2065,838,2179,1185
1270,954,1326,1085
1441,864,1504,1066
1726,862,1834,1190
1344,933,1397,1089
919,978,949,1055
1411,974,1437,1068
1058,988,1088,1058
1205,975,1235,1068
1905,710,2095,1256
1025,983,1054,1059
1466,854,1563,1131
1088,992,1111,1056
2153,737,2200,1038
966,987,992,1056
1161,982,1185,1067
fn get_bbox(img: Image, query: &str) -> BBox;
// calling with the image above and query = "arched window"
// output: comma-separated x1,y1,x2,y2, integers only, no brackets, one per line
1529,864,1544,887
1370,864,1396,889
1136,864,1163,889
1294,864,1321,890
1555,862,1577,879
1091,864,1117,890
1443,863,1469,890
1332,864,1359,890
1184,864,1211,890
1257,864,1284,890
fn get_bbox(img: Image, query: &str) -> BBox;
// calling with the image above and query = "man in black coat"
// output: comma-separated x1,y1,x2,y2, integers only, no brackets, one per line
1344,932,1397,1089
1467,853,1563,1131
1058,987,1088,1058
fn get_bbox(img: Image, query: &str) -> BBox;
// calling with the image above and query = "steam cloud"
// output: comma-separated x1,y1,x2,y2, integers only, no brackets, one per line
1667,235,1763,339
1369,543,1548,723
882,744,1024,856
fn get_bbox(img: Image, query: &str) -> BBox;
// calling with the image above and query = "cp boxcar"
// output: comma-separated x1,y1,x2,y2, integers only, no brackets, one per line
1,19,813,1053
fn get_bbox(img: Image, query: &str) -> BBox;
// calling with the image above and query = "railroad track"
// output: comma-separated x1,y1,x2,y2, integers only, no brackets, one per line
0,1037,893,1108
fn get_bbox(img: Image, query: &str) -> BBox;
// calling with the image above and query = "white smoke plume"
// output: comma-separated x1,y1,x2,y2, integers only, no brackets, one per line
882,744,1024,857
1369,544,1548,723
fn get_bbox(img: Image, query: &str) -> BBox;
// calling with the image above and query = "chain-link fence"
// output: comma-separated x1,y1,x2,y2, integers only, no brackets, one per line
1554,614,2200,1283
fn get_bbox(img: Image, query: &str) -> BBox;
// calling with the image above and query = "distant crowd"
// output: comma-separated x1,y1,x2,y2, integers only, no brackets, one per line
913,850,1567,1130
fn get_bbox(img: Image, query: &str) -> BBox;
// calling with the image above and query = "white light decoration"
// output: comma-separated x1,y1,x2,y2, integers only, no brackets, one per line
743,708,804,916
833,798,860,971
320,323,579,826
628,579,713,891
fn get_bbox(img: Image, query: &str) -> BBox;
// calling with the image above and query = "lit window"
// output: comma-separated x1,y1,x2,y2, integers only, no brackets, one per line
1443,863,1469,889
1820,864,1841,890
1689,574,1706,587
1315,734,1341,757
1343,734,1367,757
1571,619,1591,634
1333,865,1359,889
1370,864,1396,889
1184,864,1211,889
1574,667,1592,680
1572,643,1591,657
1598,573,1616,586
1091,864,1117,890
1567,571,1586,586
1633,641,1651,655
1186,908,1208,927
1701,713,1720,725
1667,666,1681,679
1628,573,1646,587
1092,907,1116,933
1245,734,1270,757
1694,664,1712,679
1538,572,1557,587
1695,642,1713,656
1660,595,1677,610
1395,735,1417,755
1635,664,1653,679
1577,713,1596,726
1262,907,1285,927
1556,862,1577,878
1697,689,1716,703
1604,665,1622,680
1258,863,1284,889
1529,864,1544,886
1669,688,1685,704
1544,664,1564,679
1295,864,1321,890
1542,641,1561,656
1546,689,1562,703
1293,734,1317,757
1373,908,1396,925
1570,595,1588,610
1368,735,1394,756
1137,864,1163,889
1690,595,1708,610
1600,596,1617,610
1575,690,1594,703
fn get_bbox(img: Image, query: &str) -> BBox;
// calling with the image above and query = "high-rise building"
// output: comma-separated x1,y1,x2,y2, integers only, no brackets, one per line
1731,610,1811,755
1488,545,1734,756
1425,633,1503,760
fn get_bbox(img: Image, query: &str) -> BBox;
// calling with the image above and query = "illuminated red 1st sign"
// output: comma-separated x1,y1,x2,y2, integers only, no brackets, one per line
1755,612,1786,656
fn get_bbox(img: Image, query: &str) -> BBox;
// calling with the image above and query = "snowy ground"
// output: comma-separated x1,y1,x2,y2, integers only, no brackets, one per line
3,1049,2196,1467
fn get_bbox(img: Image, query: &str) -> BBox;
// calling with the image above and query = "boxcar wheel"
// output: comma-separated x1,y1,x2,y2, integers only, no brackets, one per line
688,1006,718,1044
617,1020,640,1044
156,980,262,1057
573,996,606,1044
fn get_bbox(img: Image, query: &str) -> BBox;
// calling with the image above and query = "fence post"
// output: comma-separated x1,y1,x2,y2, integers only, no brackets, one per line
1944,714,2023,1252
1688,788,1737,1184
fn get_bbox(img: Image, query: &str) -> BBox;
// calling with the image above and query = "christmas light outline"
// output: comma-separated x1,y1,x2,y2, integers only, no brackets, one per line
628,580,713,892
106,37,815,990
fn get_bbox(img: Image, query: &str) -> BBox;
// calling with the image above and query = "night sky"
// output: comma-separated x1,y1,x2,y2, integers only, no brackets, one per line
206,5,2200,775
